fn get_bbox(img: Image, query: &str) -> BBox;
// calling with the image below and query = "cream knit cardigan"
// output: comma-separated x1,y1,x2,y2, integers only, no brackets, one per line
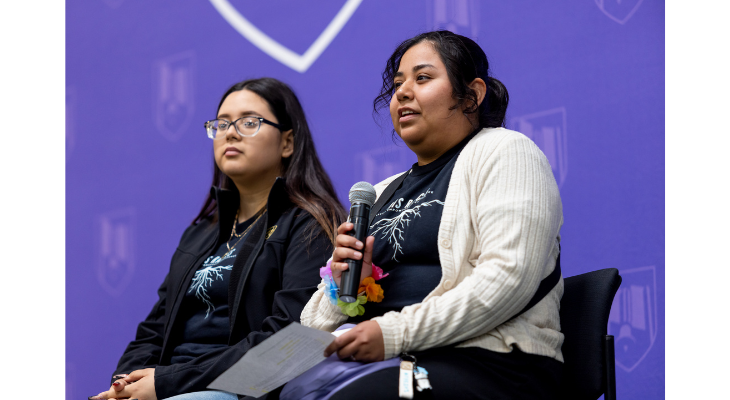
301,127,564,362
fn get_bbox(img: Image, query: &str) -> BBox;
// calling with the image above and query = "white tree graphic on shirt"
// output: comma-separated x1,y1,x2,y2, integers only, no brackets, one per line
370,188,444,261
188,253,235,318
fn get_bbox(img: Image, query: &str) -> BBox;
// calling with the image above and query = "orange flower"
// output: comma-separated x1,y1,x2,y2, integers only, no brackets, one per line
358,277,374,293
359,277,384,303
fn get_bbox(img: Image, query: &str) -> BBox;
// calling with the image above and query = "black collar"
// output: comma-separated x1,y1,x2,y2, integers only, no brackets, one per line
210,177,292,245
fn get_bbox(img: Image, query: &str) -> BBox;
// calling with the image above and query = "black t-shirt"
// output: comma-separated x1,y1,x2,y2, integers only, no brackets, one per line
170,215,256,364
351,133,474,322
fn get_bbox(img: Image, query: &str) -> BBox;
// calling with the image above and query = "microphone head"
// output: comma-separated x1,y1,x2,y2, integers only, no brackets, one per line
348,181,377,207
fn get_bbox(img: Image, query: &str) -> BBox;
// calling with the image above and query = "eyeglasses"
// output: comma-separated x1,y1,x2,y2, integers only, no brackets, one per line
204,116,282,139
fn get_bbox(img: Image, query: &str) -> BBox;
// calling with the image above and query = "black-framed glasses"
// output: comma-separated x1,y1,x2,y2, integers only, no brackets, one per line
204,116,282,139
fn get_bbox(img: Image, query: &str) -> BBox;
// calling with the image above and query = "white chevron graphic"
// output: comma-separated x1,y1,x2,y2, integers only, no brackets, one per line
210,0,362,73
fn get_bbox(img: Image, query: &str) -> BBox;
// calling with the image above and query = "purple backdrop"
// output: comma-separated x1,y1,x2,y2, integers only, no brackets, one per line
66,1,664,398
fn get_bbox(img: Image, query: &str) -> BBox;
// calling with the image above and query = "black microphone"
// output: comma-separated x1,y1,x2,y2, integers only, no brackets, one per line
339,181,377,303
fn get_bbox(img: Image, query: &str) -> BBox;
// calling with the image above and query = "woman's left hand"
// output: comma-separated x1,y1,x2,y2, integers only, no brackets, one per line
324,320,385,362
90,368,157,400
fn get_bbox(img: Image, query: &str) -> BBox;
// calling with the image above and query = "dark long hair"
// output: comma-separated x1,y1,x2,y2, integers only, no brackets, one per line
193,78,345,243
374,30,509,130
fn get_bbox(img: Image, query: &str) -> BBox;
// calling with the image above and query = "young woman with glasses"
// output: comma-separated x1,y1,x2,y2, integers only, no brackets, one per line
90,77,345,400
295,31,564,399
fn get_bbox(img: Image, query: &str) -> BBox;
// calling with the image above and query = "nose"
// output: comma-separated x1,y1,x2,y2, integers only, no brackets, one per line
395,80,412,102
223,122,241,141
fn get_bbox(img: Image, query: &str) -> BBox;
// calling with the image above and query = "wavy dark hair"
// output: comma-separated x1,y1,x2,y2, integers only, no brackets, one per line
193,78,345,243
374,30,509,130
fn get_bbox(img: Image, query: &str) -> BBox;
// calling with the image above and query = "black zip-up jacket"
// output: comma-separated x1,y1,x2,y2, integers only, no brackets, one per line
113,178,333,399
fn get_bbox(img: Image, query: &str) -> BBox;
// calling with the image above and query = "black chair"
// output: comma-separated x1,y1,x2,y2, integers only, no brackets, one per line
559,268,622,400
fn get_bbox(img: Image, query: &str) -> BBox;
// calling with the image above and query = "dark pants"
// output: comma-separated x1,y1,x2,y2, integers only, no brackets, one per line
329,346,562,400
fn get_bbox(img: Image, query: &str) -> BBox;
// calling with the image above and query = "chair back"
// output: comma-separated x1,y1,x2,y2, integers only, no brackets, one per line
559,268,621,399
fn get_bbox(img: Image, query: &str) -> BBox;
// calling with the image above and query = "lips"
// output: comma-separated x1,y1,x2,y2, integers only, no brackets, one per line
224,146,242,156
398,107,419,117
397,107,419,123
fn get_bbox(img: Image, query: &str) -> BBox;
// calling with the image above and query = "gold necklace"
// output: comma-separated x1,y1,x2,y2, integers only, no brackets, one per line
230,209,246,238
224,207,267,257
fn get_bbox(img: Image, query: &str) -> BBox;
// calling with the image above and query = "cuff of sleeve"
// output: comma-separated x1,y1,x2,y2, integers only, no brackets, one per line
315,279,345,319
372,314,403,359
321,288,345,319
301,280,348,330
153,365,174,400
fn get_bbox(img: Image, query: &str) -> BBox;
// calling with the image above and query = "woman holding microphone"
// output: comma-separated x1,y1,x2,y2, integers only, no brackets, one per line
90,77,345,400
298,31,564,399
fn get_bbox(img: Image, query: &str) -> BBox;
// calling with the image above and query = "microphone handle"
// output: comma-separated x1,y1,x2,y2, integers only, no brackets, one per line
340,202,371,303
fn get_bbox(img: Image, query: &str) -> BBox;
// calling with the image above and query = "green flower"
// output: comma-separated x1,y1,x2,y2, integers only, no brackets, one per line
337,295,367,317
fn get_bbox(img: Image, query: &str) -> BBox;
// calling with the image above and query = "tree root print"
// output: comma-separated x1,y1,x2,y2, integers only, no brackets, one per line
188,264,233,318
370,197,444,261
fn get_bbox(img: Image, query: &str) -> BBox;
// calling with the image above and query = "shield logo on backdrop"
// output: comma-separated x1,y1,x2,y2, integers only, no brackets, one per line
66,85,76,156
427,0,480,38
96,208,136,297
355,145,416,185
153,51,195,142
595,0,644,25
608,265,658,372
511,107,568,188
209,0,362,73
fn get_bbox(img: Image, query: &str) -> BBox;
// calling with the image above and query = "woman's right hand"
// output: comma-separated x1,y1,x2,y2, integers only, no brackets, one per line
330,222,374,287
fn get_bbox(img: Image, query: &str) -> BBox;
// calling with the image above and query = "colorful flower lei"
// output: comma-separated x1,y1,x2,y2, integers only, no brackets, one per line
319,261,388,315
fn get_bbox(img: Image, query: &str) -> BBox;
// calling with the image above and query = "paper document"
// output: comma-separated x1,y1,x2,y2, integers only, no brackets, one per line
207,322,335,397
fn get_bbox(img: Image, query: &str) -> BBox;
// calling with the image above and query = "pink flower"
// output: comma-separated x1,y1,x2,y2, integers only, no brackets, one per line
320,260,333,279
371,264,389,281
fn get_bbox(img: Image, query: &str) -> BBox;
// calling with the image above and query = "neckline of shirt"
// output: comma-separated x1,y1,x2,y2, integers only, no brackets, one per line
409,130,478,177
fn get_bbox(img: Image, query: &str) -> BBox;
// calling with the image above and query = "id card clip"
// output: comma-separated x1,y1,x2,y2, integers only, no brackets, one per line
399,353,416,399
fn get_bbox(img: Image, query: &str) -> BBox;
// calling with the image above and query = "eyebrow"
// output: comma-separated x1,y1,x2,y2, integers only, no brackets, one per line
217,110,262,119
394,63,436,78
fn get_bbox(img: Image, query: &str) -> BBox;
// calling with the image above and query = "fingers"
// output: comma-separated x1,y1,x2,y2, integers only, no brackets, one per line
90,369,142,400
90,370,143,400
336,222,355,236
332,245,363,264
333,223,364,262
362,236,374,264
89,389,115,400
323,331,355,357
125,369,145,382
330,247,362,272
112,379,129,392
332,233,373,266
361,236,375,279
329,321,384,362
332,221,375,286
106,385,133,399
336,338,370,361
105,386,133,399
112,379,127,392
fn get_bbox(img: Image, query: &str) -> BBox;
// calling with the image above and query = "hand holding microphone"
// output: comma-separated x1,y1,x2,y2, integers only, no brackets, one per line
330,224,374,285
331,182,377,303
